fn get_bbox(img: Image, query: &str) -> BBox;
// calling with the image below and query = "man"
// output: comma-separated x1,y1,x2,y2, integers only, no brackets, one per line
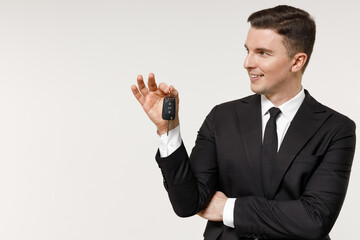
131,5,356,240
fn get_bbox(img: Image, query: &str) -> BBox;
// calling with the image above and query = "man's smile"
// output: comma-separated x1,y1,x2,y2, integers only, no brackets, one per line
249,74,264,81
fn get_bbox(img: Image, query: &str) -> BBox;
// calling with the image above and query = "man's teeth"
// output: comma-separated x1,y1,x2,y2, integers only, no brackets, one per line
250,75,263,77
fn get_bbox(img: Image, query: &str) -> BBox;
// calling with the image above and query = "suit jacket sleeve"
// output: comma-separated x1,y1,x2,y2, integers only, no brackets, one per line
155,105,219,217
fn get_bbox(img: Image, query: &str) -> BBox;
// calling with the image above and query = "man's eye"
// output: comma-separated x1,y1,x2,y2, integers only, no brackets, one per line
260,51,269,56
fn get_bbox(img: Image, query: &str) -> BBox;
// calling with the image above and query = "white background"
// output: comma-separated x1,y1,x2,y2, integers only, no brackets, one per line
0,0,359,239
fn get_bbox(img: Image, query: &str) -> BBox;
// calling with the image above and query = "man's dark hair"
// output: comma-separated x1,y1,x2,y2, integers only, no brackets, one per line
248,5,316,72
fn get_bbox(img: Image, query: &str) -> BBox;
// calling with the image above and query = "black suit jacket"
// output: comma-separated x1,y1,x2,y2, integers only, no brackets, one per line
156,90,356,240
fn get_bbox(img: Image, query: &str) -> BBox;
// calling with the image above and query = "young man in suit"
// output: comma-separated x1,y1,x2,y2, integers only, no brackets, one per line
131,5,356,240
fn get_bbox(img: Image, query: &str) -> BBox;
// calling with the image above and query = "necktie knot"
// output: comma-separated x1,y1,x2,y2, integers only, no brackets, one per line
268,107,281,118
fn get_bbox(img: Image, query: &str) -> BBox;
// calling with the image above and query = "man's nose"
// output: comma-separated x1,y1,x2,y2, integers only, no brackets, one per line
243,53,255,69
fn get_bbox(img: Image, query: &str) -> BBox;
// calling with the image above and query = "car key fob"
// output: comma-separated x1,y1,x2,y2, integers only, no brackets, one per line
162,95,176,120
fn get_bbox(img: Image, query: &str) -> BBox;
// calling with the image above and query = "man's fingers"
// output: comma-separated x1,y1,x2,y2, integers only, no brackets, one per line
137,75,149,96
215,191,225,196
131,85,145,105
148,73,158,92
169,85,179,98
158,83,179,97
158,82,170,94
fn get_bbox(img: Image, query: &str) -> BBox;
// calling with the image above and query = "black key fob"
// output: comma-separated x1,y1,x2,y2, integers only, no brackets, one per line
162,96,176,120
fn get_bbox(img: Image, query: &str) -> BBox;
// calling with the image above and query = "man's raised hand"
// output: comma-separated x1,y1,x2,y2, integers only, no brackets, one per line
131,73,179,135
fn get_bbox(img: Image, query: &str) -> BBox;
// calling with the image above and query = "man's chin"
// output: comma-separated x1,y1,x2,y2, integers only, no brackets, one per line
250,85,265,95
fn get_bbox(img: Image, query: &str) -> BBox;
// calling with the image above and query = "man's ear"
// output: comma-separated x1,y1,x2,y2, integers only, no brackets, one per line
291,53,307,72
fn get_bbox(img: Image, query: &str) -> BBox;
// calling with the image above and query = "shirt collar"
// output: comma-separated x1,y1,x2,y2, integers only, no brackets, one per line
261,88,305,122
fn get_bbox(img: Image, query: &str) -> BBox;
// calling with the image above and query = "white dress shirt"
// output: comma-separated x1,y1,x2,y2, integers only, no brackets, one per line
158,88,305,228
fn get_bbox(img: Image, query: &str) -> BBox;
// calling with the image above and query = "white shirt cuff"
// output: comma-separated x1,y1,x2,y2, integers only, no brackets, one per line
158,125,182,157
223,198,236,228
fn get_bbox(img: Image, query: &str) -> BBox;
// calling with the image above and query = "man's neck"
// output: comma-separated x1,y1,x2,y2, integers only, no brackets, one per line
265,85,303,107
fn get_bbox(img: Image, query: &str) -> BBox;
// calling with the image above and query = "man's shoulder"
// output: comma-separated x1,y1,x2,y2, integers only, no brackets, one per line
305,91,355,127
215,93,259,110
205,94,260,123
320,104,355,129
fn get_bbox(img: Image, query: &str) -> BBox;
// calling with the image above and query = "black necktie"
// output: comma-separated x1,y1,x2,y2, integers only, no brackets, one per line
262,107,281,197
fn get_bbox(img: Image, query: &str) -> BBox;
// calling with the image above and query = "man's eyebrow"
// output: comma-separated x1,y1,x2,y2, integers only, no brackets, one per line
244,44,273,53
256,47,273,53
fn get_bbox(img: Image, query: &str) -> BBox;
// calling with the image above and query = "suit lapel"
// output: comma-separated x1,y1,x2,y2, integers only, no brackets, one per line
236,94,264,196
269,91,332,199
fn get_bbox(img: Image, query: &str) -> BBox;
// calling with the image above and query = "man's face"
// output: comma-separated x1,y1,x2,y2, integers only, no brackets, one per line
244,27,295,98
